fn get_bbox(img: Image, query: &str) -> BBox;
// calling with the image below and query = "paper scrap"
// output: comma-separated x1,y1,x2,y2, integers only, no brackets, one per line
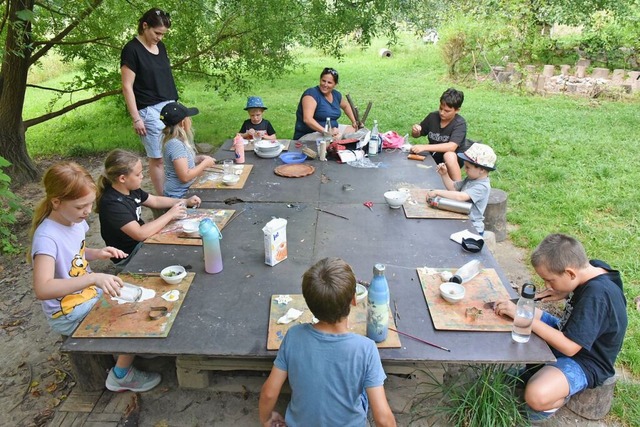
450,229,483,244
162,290,180,302
275,295,292,305
277,308,304,324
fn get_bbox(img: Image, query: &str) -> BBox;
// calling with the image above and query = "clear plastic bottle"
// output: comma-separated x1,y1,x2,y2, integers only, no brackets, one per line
449,259,483,284
512,282,536,343
324,117,332,141
199,218,223,274
368,120,379,157
366,263,390,342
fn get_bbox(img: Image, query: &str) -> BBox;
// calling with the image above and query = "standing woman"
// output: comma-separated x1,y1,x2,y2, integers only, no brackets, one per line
121,8,177,195
293,67,358,141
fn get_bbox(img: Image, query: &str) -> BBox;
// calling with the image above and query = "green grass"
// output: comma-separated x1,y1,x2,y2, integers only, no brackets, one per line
23,31,639,424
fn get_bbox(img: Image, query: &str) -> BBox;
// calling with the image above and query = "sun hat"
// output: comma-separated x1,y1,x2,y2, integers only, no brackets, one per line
244,96,267,110
457,142,497,170
160,102,199,127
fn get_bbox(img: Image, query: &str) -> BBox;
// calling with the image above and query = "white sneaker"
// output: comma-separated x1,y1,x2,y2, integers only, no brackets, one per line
105,367,161,392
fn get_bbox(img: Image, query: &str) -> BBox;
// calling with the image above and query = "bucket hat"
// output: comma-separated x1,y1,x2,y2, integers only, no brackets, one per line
160,102,199,127
457,142,497,170
244,96,267,110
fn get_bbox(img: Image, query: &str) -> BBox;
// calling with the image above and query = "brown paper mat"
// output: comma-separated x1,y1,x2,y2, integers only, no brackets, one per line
417,267,512,331
267,294,401,350
403,189,468,219
190,164,253,189
144,209,235,246
226,139,292,152
73,272,195,338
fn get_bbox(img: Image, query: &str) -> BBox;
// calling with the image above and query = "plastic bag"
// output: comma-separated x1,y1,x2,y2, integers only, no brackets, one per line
381,131,406,149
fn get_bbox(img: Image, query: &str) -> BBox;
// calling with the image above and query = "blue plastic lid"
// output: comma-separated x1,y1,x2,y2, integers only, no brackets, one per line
198,218,222,239
279,152,307,164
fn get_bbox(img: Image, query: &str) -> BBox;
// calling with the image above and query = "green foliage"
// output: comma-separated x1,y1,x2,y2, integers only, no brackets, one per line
611,380,640,425
411,364,528,427
0,157,25,254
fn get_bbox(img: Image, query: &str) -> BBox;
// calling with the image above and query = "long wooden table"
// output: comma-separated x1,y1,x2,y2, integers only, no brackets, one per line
62,141,554,390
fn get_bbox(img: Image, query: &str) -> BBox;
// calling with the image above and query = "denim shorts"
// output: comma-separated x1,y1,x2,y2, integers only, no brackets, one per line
48,295,100,336
138,100,174,158
540,312,588,396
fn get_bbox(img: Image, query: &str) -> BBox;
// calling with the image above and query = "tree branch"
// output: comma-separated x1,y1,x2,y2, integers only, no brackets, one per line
0,0,9,35
26,83,98,93
31,36,110,47
29,0,104,66
23,88,119,128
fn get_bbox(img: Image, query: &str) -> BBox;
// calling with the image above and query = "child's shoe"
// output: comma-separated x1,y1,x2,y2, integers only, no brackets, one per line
105,366,161,392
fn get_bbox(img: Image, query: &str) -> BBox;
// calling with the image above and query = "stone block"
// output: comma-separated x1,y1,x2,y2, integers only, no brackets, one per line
611,69,625,84
576,59,591,67
591,67,609,79
576,65,586,78
560,64,571,75
497,71,512,83
484,188,507,242
542,65,555,77
505,63,516,73
524,65,536,74
536,75,547,92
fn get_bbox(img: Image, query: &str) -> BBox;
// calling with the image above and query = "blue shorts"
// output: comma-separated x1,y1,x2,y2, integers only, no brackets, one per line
540,312,588,396
48,295,100,336
138,100,174,158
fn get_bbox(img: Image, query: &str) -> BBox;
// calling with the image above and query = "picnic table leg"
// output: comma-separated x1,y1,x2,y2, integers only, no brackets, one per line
67,352,113,391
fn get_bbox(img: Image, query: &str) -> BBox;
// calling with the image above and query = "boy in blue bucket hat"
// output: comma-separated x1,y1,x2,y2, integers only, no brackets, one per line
239,96,277,140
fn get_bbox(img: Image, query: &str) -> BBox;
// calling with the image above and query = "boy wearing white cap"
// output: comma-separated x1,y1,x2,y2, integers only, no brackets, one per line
239,96,277,140
427,143,497,234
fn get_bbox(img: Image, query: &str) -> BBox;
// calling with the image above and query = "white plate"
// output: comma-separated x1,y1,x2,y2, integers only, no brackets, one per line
254,140,282,152
254,145,284,158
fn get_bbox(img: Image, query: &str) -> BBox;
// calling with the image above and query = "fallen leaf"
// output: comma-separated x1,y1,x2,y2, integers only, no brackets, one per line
30,380,40,388
45,382,57,393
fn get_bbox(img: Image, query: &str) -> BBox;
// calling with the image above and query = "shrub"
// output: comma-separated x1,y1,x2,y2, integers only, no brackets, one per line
0,157,26,254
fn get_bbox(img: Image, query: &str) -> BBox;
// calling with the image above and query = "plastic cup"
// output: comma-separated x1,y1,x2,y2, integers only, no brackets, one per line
223,159,233,175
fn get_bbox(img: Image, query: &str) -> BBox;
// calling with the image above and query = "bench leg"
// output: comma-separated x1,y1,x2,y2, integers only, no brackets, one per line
67,353,113,391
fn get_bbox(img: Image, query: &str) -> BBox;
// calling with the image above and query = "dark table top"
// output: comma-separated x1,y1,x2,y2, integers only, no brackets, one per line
63,148,555,364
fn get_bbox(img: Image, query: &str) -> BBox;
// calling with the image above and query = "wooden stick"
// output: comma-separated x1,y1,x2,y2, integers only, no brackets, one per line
346,94,360,124
388,327,450,352
360,101,373,126
315,207,349,220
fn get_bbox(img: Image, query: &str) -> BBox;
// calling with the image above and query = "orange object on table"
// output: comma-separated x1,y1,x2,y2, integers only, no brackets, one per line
408,154,426,161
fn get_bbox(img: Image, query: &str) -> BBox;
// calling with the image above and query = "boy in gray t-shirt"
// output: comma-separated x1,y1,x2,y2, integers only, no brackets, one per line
259,258,396,427
427,143,497,234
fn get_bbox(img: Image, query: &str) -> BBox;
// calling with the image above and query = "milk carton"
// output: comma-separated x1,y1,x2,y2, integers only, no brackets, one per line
262,218,287,266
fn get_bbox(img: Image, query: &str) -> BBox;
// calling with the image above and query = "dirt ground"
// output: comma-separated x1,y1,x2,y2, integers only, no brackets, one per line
0,156,620,426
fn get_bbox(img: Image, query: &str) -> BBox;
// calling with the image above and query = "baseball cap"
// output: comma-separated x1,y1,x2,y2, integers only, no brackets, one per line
160,102,199,127
457,143,497,170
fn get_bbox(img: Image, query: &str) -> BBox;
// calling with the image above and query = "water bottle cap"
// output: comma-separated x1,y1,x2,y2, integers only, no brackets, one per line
198,218,222,239
521,282,536,299
373,263,385,275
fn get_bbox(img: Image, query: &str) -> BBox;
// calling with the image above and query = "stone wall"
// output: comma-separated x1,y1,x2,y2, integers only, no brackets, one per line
489,60,640,97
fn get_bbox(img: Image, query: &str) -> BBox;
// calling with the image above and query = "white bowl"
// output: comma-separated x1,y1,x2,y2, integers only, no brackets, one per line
182,219,200,236
355,283,368,303
254,140,282,152
384,190,409,209
439,282,465,304
222,174,240,185
161,265,187,285
254,144,284,158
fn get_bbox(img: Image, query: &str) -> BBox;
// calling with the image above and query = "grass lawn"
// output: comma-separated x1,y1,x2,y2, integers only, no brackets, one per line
23,33,639,425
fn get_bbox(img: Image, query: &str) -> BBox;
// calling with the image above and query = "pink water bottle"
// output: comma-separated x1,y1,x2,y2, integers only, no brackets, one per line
233,134,245,164
199,218,223,274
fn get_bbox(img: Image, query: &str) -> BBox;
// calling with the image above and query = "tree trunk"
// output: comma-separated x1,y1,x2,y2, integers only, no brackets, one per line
0,0,39,185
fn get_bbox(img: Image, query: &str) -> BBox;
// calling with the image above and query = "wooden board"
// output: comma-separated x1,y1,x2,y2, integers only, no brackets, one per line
417,267,513,332
144,209,235,246
190,164,253,189
274,164,315,178
226,139,292,152
267,294,401,350
403,188,468,219
73,272,196,338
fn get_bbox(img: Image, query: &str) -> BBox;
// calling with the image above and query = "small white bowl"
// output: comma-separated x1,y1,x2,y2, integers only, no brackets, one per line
254,140,282,152
384,190,409,209
182,219,200,236
355,283,368,303
160,265,187,285
439,282,465,304
222,174,240,185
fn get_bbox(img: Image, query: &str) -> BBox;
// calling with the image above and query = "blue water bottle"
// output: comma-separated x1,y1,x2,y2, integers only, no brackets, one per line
366,263,390,342
199,218,223,274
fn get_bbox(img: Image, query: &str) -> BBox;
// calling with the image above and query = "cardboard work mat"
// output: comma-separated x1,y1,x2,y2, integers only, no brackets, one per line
144,209,235,246
417,267,512,332
403,189,468,219
267,294,401,350
73,272,196,338
190,164,253,189
226,139,292,152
